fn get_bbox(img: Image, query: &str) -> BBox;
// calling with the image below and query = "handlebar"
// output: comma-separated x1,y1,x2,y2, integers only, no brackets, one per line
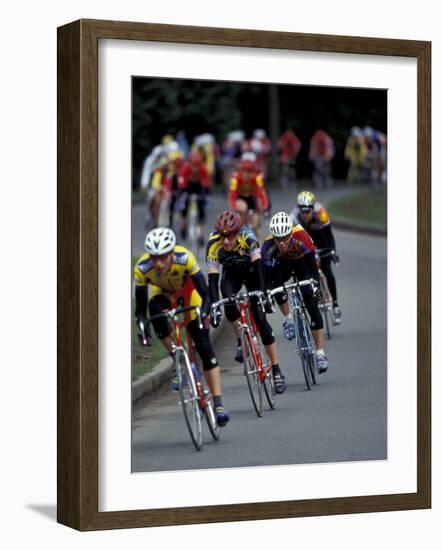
145,305,204,330
268,278,318,297
210,289,266,311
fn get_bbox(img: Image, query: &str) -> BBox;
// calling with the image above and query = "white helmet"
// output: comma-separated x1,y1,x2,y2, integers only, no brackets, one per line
269,212,293,238
144,227,176,255
253,128,266,139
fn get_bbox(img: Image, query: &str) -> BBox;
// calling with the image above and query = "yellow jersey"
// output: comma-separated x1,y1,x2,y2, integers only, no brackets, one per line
134,245,200,293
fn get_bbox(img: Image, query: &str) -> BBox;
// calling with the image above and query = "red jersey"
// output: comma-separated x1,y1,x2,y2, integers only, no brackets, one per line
278,130,301,162
178,162,210,189
228,171,269,211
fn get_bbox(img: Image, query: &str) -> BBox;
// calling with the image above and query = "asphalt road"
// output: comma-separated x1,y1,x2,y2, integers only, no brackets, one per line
131,186,387,473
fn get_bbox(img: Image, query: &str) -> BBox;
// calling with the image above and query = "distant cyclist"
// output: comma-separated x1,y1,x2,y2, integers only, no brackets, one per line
261,212,331,374
206,211,287,394
178,151,211,246
309,129,335,189
291,191,342,323
134,227,230,426
228,158,270,240
278,129,301,188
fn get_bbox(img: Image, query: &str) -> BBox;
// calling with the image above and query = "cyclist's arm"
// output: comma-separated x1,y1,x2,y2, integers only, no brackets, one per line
134,285,148,319
228,177,239,210
191,271,211,316
304,251,321,285
320,224,336,252
250,255,269,293
255,175,269,211
208,267,221,304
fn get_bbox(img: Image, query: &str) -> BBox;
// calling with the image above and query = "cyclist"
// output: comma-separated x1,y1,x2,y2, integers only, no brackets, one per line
309,129,335,189
291,191,342,323
278,129,301,188
134,227,230,427
261,212,331,374
228,158,270,240
162,148,185,228
206,211,287,394
178,151,211,246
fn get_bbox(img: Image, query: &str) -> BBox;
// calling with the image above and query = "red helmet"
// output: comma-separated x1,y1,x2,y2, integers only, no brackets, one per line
238,159,255,172
188,151,203,165
215,211,241,235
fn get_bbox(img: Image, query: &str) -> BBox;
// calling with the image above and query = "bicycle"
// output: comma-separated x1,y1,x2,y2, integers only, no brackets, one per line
268,279,318,391
316,247,340,336
211,290,275,417
142,305,220,451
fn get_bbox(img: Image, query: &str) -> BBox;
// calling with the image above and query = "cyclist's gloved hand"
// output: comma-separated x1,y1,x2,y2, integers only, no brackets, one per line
262,295,274,314
263,208,271,220
136,315,152,346
313,285,323,301
332,252,340,265
210,306,222,328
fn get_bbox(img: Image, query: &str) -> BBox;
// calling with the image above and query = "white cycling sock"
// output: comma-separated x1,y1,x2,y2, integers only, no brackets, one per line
316,349,325,356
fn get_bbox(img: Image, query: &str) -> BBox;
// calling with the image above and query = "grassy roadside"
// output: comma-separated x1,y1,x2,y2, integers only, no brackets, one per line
328,188,387,227
131,255,168,382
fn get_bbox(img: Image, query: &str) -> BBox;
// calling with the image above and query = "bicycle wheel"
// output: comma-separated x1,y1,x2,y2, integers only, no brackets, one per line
319,275,333,339
241,331,263,417
202,387,220,441
261,349,276,409
303,318,317,386
321,301,332,340
176,350,203,450
295,315,312,391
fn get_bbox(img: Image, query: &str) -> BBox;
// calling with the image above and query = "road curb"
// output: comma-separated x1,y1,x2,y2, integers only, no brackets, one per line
331,215,387,237
132,317,227,403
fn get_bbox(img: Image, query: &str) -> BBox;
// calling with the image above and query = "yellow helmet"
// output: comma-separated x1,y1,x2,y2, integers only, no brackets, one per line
161,134,174,145
297,190,316,208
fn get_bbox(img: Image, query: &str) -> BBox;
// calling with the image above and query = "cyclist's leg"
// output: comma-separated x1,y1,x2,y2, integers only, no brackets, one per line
220,270,247,363
179,192,190,239
147,289,174,352
320,255,338,304
246,270,286,393
196,188,206,243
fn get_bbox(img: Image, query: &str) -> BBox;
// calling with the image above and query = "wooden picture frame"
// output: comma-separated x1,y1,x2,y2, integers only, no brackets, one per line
57,18,431,531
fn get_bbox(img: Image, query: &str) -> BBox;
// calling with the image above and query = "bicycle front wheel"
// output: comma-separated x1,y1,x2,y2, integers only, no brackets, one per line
241,331,263,417
295,316,313,391
176,350,203,450
202,390,220,442
261,349,276,409
303,318,317,386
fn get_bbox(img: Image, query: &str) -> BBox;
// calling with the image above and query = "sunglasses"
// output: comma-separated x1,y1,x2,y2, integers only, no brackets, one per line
274,235,291,243
299,207,313,213
221,231,238,240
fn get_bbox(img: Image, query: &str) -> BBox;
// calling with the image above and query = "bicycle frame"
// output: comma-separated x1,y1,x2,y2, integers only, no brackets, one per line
145,304,219,450
269,279,318,389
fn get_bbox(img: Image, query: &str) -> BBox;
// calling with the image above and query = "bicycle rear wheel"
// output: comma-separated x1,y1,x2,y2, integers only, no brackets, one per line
241,331,263,417
176,350,203,450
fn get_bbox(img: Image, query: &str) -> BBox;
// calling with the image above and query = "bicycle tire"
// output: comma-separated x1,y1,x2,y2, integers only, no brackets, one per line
261,348,276,409
202,390,220,441
295,315,312,391
241,330,263,417
303,316,317,386
176,350,203,450
322,304,332,340
319,274,333,339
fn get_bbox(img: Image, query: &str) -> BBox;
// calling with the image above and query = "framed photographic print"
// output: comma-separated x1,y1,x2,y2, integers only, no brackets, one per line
57,19,431,531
